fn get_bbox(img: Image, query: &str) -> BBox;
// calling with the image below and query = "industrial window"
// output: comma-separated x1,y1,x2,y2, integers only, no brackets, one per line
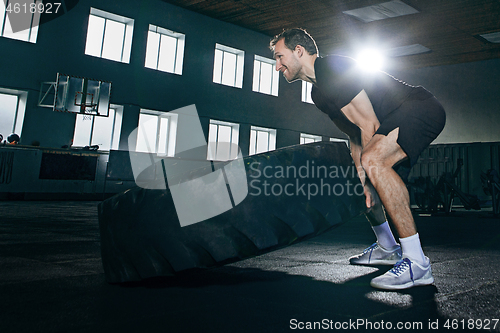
213,44,244,88
253,55,279,96
84,8,134,63
300,133,321,144
249,126,276,155
330,137,349,148
72,105,123,151
145,24,185,75
135,110,178,156
301,81,314,104
0,0,41,43
207,120,240,161
0,89,27,142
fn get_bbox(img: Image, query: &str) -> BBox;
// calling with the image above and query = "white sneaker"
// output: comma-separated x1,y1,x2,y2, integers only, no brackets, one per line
370,257,434,290
349,242,402,265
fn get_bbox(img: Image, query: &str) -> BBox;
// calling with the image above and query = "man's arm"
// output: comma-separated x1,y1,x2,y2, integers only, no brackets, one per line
345,90,379,186
344,90,381,209
349,134,365,186
351,134,381,210
340,90,380,138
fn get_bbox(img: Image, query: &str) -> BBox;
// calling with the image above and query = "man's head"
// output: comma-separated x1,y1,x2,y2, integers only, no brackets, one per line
270,28,318,56
270,28,318,83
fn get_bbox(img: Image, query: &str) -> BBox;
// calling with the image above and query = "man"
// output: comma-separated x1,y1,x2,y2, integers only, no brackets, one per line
270,28,445,290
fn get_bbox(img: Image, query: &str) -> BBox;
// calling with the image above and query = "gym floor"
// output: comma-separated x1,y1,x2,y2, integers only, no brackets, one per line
1,201,499,332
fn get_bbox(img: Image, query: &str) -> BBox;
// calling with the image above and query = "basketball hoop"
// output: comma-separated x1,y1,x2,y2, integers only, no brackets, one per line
75,91,98,121
75,92,97,109
52,74,112,118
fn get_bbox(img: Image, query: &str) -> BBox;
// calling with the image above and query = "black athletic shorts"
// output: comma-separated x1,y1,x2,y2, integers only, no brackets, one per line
375,86,446,180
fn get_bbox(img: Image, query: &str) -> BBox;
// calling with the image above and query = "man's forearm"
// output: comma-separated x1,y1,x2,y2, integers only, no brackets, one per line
349,137,365,186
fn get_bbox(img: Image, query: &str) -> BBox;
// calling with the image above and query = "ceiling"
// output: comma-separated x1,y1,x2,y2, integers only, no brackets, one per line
161,0,500,70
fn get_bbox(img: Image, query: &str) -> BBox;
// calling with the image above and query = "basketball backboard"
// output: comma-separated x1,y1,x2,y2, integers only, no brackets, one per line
52,73,112,117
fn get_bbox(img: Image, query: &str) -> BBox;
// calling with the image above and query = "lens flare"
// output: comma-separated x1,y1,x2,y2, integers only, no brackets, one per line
356,49,384,72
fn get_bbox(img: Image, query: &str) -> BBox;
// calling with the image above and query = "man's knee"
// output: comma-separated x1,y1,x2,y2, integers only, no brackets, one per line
361,149,386,180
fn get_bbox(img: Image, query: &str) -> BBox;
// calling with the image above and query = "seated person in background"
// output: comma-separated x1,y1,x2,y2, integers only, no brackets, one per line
7,133,20,145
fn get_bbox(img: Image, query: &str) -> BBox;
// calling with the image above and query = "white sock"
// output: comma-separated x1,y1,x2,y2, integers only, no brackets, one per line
400,233,426,265
372,221,398,249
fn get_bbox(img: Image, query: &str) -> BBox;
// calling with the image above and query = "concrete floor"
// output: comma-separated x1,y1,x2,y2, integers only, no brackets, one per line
0,201,499,332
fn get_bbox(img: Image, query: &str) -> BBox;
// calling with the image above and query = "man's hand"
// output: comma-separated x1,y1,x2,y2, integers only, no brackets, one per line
364,181,378,211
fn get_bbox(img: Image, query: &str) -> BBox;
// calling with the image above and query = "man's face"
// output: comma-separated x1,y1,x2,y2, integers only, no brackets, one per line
273,39,302,83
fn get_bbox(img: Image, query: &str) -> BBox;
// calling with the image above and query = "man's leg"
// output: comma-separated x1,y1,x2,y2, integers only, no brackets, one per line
349,171,401,266
349,200,402,265
365,199,399,248
360,128,415,239
360,128,433,289
364,196,386,226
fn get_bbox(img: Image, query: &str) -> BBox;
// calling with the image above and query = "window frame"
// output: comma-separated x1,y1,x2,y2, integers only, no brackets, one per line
253,55,279,96
330,137,350,148
300,133,322,145
207,119,240,161
145,24,185,75
0,88,28,140
0,0,41,43
84,8,134,64
72,105,123,151
301,81,314,104
213,43,245,89
135,109,178,156
249,125,277,155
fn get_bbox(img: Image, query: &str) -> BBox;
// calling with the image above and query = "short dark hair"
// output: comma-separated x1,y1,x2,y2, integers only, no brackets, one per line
270,28,318,55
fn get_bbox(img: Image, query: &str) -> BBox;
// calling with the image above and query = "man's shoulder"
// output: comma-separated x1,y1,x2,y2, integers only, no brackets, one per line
314,55,359,87
316,55,357,71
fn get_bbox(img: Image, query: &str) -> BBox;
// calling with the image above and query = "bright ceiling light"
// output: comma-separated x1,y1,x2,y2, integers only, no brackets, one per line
356,49,384,72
